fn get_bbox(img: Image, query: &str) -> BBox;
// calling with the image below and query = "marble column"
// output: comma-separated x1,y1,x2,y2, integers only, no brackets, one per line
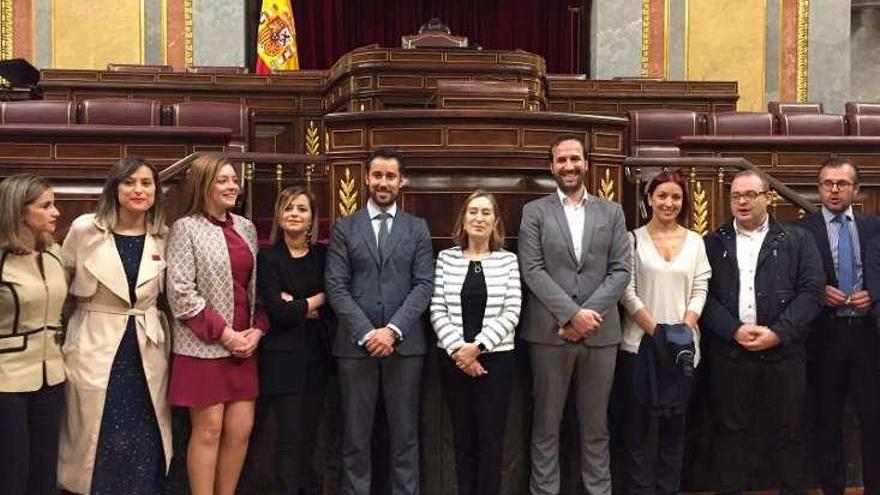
851,6,880,102
590,0,642,79
808,0,851,113
192,0,245,67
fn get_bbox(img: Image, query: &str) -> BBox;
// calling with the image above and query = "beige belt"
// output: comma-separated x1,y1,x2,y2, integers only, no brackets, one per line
78,303,165,346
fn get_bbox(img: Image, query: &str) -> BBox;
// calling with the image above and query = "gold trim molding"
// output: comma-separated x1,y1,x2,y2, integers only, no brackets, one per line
598,168,615,201
305,121,320,155
640,0,650,77
337,167,358,217
796,0,809,102
0,0,13,61
183,0,193,66
691,180,708,236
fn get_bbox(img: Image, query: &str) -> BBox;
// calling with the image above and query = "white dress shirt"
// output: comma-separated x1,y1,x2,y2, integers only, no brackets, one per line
366,199,397,243
735,215,770,324
556,187,588,263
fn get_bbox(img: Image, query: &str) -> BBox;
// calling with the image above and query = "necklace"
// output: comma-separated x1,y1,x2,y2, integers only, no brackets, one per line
473,260,482,273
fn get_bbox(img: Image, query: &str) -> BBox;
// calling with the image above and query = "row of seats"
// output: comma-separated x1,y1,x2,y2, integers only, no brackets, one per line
629,102,880,157
768,101,880,116
106,63,249,74
0,99,249,143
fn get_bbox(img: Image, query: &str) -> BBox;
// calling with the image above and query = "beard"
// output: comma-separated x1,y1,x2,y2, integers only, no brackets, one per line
553,172,585,194
370,188,398,207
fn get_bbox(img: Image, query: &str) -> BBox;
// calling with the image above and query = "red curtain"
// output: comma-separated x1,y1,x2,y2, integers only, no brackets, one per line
275,0,584,73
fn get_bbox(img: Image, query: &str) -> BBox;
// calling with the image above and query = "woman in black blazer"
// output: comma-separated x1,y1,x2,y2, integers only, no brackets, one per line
256,186,333,495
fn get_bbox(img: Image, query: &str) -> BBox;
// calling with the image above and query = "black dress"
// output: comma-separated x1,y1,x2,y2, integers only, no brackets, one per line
256,241,333,493
90,233,165,495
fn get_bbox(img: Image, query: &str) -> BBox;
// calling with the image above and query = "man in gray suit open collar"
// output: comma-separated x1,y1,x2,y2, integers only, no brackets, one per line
518,134,630,495
325,147,435,495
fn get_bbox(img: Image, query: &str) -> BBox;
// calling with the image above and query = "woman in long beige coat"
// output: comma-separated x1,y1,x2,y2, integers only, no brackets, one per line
58,158,172,495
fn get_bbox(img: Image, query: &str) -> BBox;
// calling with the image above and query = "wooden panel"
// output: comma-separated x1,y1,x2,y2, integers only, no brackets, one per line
254,124,294,154
572,102,621,113
0,144,52,159
330,129,365,149
301,98,324,110
377,75,424,89
524,129,569,148
719,152,774,167
838,154,880,168
594,132,622,153
55,144,123,159
776,152,832,167
125,144,188,159
439,98,526,110
371,128,443,147
447,128,519,147
387,51,443,63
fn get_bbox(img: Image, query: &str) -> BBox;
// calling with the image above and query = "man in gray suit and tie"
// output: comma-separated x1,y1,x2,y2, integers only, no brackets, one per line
325,147,435,495
518,134,630,495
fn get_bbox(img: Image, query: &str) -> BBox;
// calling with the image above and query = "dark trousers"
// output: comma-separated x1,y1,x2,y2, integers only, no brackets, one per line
438,349,515,495
264,369,328,494
807,316,880,495
615,352,688,495
0,382,64,495
709,352,806,494
337,354,423,495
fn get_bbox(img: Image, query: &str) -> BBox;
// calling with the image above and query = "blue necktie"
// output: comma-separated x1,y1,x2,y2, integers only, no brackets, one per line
836,214,856,295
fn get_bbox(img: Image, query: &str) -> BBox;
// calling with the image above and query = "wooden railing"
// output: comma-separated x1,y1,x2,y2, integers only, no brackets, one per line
623,156,818,234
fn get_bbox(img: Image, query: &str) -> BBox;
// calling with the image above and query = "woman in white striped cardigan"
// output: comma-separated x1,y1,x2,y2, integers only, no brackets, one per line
430,190,522,495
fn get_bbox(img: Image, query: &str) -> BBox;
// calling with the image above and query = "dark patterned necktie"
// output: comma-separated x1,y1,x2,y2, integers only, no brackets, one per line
377,212,390,256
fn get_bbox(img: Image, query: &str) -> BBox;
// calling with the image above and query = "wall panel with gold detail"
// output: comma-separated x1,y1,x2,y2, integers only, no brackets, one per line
685,0,766,112
51,0,144,69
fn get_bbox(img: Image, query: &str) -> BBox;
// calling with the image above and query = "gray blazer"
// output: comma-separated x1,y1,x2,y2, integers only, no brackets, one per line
518,192,631,347
325,207,435,358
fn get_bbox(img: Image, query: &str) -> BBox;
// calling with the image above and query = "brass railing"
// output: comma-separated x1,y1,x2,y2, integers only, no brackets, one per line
623,157,818,234
158,151,329,221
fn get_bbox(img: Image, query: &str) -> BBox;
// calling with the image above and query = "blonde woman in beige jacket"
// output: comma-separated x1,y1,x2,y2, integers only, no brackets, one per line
0,174,66,495
58,158,171,495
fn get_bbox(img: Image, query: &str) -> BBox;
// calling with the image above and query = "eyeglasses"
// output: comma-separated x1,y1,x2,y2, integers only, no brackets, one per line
729,190,767,203
819,180,855,191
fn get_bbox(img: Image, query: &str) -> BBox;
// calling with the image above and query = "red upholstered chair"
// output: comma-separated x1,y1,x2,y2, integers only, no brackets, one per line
768,101,824,117
779,113,846,136
106,63,172,73
0,100,75,124
172,102,249,149
847,115,880,136
627,109,702,156
708,112,778,135
845,102,880,115
78,98,162,126
185,66,249,75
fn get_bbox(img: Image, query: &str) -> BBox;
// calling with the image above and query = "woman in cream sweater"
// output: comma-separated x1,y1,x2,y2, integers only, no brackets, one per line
618,170,711,495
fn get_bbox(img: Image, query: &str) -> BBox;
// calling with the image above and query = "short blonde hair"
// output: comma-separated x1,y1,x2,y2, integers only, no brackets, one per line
0,174,56,253
181,153,234,217
270,186,319,244
451,190,505,251
95,157,166,236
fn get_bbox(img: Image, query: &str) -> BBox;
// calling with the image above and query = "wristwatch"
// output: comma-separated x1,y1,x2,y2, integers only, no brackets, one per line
477,342,487,353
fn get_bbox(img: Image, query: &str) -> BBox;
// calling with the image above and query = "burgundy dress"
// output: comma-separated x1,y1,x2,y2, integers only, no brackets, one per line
168,214,268,408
